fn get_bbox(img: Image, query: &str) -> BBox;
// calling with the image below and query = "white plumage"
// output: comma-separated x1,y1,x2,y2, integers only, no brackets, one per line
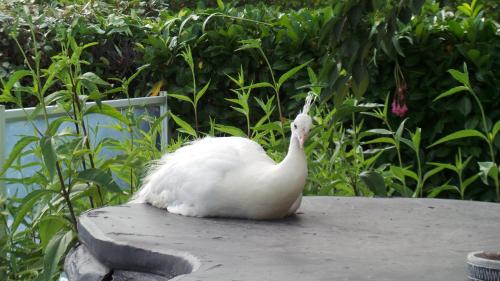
132,96,314,219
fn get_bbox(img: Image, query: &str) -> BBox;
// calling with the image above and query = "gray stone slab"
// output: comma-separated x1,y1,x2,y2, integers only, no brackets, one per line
64,244,170,281
64,243,110,281
76,197,500,281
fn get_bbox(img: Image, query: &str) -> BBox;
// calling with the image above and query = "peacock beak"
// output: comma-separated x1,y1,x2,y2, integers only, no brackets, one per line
298,131,308,148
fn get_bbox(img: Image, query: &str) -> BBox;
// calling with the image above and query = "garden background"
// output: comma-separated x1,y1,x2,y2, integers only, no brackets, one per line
0,0,499,280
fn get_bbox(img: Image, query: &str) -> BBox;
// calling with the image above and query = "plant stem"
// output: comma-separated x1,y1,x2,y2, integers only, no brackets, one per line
258,48,284,133
68,66,104,205
469,88,499,201
129,121,135,194
351,112,360,196
190,59,198,132
416,151,423,197
55,162,78,231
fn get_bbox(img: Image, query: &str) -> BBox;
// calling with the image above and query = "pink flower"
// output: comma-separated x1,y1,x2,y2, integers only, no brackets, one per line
391,85,408,118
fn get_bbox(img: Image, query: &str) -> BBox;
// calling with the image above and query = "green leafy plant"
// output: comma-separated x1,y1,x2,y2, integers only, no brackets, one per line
430,63,500,201
236,39,312,134
0,30,165,280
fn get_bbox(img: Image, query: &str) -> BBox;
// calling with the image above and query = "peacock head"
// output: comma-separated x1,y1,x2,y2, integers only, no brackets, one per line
291,94,314,149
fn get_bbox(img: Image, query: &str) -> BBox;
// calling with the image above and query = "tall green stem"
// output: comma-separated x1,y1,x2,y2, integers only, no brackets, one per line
68,64,104,205
469,88,498,201
56,162,78,231
415,151,423,197
258,48,284,136
191,65,198,131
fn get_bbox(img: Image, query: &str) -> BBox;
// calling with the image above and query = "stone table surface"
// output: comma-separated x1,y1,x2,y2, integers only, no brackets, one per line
71,197,500,281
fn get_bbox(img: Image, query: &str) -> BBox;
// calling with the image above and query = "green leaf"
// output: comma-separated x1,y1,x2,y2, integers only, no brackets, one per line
38,215,69,250
428,129,487,148
392,35,405,57
448,69,469,86
41,60,66,95
428,162,457,173
239,82,273,91
236,39,261,51
0,136,38,176
462,174,479,189
491,120,500,140
230,106,248,116
11,189,55,234
195,81,210,105
168,93,194,104
391,166,419,182
216,0,225,9
2,69,32,97
277,60,312,88
79,72,110,86
46,117,75,136
390,182,413,197
433,86,468,102
411,128,421,152
478,161,498,185
84,104,129,124
170,112,197,137
214,124,246,137
365,129,393,135
77,168,121,193
352,68,369,99
360,171,386,197
395,118,408,143
124,64,150,88
427,182,458,198
40,136,57,181
423,166,446,182
363,137,396,145
44,90,69,106
38,230,74,281
399,137,415,152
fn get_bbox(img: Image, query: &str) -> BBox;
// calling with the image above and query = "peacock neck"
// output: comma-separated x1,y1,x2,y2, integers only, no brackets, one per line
274,135,307,185
281,135,305,166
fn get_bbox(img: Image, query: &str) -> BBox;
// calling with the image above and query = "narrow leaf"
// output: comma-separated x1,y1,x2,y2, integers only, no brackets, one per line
84,104,128,124
168,93,194,104
433,86,468,102
239,82,273,91
363,137,396,145
2,69,32,97
423,166,446,182
0,136,38,176
214,124,246,137
491,120,500,140
170,112,197,137
40,136,56,181
11,189,55,234
77,168,121,193
478,161,498,185
195,81,211,105
411,127,421,152
428,129,487,148
427,183,458,198
79,72,110,86
395,118,408,142
391,166,419,182
277,60,312,88
448,69,469,86
360,171,386,196
39,230,74,281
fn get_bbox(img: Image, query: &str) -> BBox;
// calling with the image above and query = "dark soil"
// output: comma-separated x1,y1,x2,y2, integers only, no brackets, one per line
477,252,500,261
